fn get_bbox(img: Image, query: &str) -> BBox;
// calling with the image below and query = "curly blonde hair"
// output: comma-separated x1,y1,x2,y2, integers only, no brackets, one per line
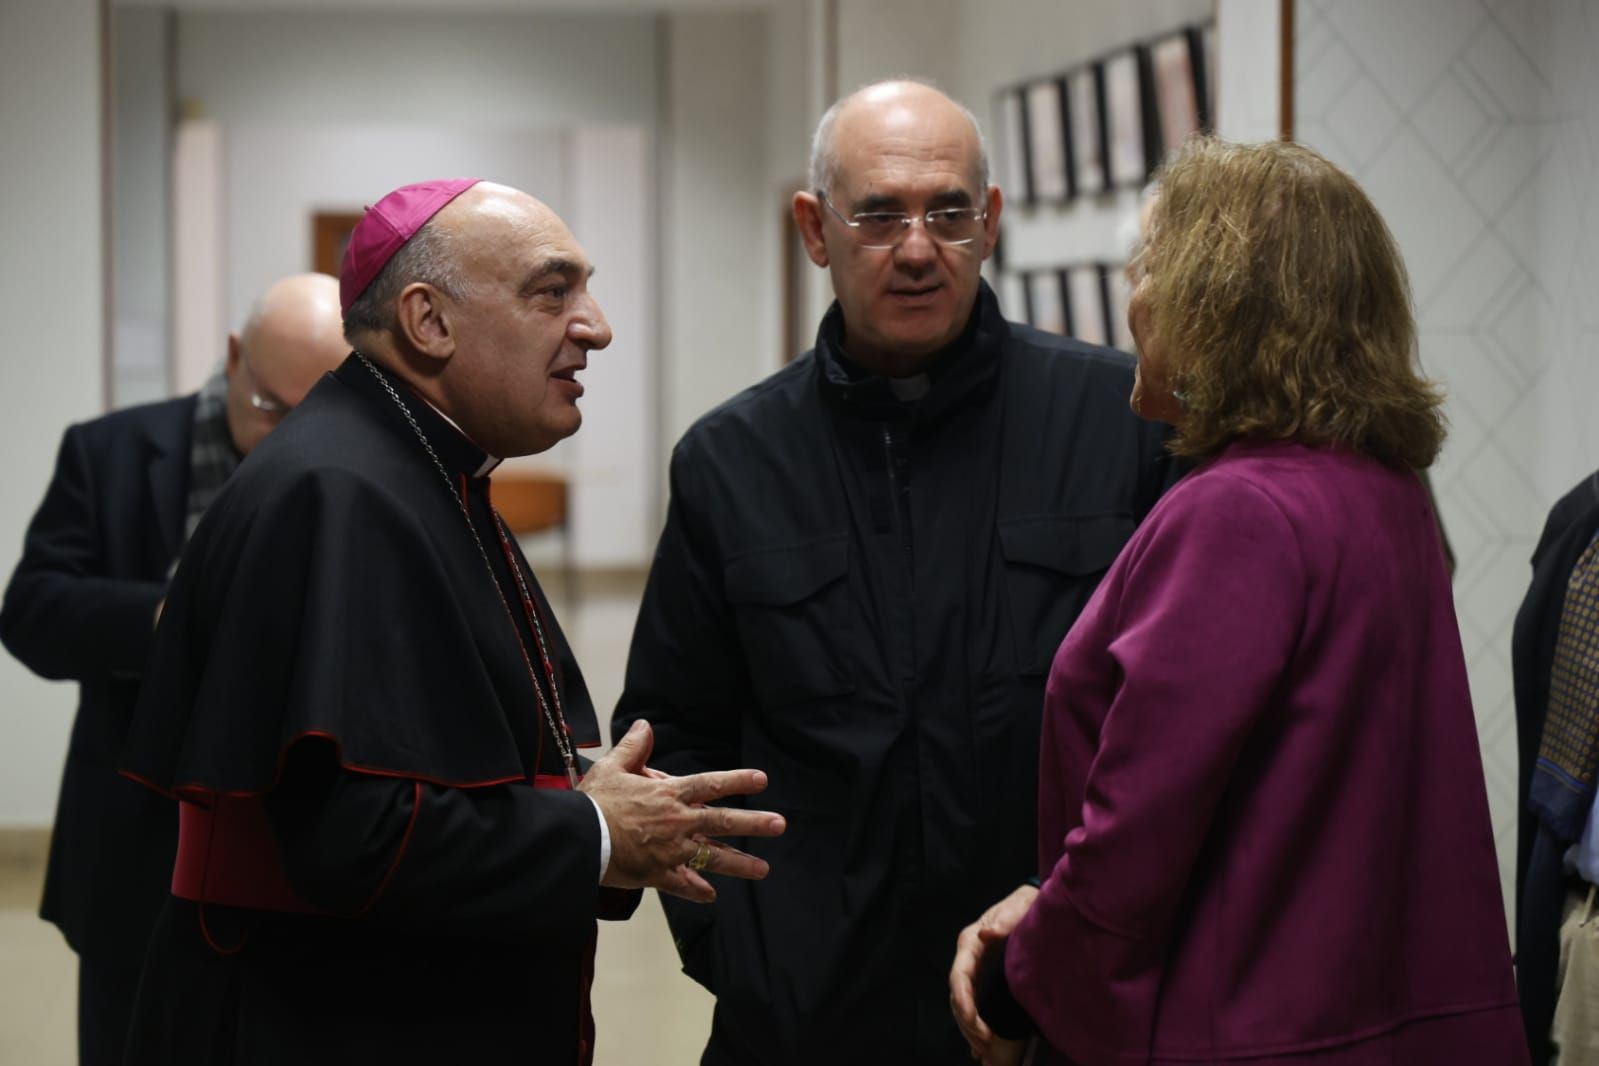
1133,137,1446,468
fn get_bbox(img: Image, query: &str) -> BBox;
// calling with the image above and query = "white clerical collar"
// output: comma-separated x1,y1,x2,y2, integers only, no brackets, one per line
888,373,931,402
421,398,503,478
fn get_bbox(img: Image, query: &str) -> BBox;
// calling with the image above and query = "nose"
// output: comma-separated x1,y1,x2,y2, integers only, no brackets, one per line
569,292,613,351
893,218,937,267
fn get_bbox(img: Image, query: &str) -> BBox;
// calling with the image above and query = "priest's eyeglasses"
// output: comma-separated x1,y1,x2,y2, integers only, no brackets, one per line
818,193,988,250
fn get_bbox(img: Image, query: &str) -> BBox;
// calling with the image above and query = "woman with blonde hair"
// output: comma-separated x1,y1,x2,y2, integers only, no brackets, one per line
949,138,1526,1065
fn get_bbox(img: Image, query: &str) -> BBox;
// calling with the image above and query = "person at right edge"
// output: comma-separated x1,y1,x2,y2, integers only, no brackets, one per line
613,79,1178,1064
950,137,1527,1065
1514,471,1599,1059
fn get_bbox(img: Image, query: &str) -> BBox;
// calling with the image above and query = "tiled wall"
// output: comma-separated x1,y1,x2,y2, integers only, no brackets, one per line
1295,0,1599,917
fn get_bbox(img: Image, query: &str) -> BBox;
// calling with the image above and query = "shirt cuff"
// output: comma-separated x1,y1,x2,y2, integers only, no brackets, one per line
585,793,611,884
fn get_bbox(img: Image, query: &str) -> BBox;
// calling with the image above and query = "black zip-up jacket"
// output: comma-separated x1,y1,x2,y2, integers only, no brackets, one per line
615,282,1178,1064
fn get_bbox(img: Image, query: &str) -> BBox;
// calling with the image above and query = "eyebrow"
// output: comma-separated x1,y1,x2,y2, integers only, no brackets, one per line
518,257,595,297
927,189,975,209
853,188,975,213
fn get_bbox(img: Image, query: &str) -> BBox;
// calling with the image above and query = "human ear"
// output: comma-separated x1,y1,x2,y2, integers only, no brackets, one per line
395,283,456,363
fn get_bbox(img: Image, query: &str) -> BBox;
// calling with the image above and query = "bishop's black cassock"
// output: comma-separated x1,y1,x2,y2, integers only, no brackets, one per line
121,354,636,1066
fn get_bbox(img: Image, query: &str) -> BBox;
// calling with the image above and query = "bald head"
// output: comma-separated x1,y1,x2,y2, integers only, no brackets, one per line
808,79,989,196
225,272,348,455
429,182,568,280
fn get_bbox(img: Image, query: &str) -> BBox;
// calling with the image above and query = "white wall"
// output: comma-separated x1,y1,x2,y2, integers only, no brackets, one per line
762,0,835,358
171,118,225,394
0,0,105,826
176,10,659,127
171,9,658,331
111,6,174,407
836,0,961,94
559,125,659,567
660,10,771,451
1292,0,1592,919
1215,0,1282,142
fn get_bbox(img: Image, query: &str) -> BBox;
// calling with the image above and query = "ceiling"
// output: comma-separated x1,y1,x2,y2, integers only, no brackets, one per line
112,0,771,10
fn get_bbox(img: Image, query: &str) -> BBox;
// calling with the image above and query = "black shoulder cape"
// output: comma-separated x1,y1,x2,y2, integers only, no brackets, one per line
122,357,600,800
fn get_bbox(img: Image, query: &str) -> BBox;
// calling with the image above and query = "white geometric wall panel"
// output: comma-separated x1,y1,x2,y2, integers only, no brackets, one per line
1295,0,1599,927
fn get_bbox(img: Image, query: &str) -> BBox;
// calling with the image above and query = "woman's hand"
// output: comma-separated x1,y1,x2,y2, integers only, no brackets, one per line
948,883,1039,1058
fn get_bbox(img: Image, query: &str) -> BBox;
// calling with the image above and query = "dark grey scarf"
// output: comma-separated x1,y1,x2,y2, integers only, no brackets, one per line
183,366,240,550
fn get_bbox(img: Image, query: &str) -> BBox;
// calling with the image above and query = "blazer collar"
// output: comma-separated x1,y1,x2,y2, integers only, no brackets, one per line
146,393,199,563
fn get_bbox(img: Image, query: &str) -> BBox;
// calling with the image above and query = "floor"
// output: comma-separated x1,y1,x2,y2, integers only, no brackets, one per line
0,576,717,1065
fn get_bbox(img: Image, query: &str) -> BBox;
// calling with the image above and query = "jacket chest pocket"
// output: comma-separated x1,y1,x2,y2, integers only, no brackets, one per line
999,514,1132,677
724,535,856,710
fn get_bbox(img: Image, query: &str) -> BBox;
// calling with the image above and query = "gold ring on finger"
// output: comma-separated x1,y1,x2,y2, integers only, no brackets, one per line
687,841,713,872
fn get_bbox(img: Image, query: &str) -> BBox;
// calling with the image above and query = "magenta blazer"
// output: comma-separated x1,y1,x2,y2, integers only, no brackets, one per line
1006,440,1526,1065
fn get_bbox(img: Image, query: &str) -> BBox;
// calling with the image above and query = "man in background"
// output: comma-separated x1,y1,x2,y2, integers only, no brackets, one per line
0,272,349,1065
614,80,1177,1063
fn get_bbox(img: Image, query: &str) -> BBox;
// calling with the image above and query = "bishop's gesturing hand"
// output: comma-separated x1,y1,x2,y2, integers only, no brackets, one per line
581,719,786,902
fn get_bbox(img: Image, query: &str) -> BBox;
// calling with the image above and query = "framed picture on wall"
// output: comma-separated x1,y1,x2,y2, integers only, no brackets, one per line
1103,51,1147,186
1066,264,1109,347
312,212,365,276
996,87,1032,204
1069,66,1106,196
1028,269,1066,334
1025,79,1069,203
1153,31,1202,154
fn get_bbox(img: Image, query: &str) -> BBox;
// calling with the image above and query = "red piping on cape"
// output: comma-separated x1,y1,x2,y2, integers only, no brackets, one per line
120,729,532,803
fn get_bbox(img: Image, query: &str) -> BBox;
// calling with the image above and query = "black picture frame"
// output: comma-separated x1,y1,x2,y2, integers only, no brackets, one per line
1056,268,1075,338
1055,77,1080,201
1134,44,1164,181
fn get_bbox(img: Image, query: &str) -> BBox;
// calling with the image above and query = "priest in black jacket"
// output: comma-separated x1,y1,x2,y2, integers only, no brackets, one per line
0,272,348,1066
614,81,1178,1064
120,178,785,1066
